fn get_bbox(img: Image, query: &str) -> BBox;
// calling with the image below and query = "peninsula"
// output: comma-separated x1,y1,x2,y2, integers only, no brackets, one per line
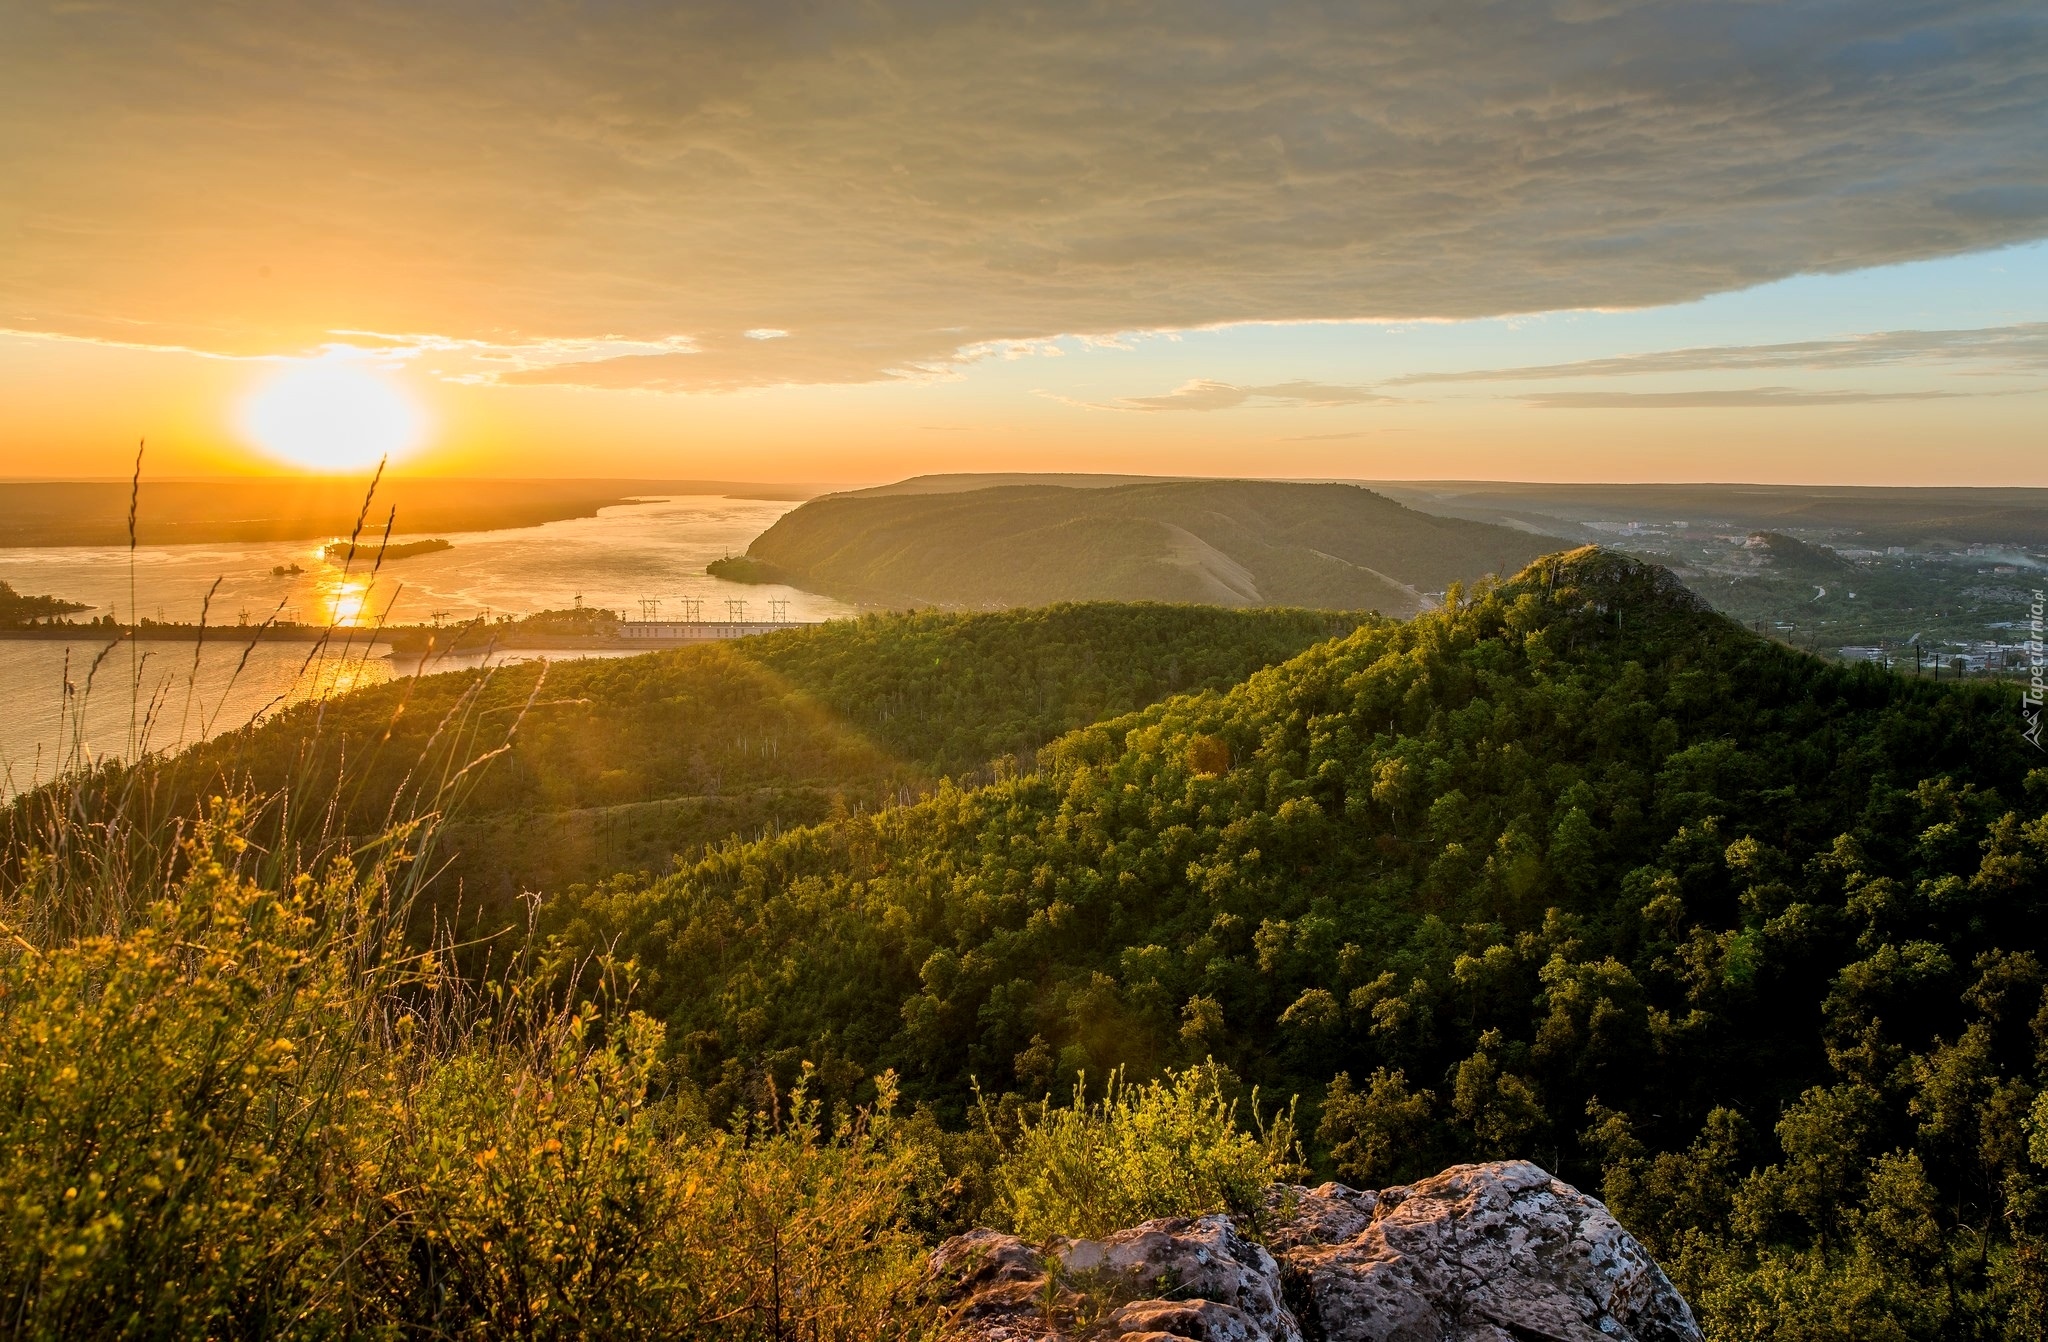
731,478,1562,614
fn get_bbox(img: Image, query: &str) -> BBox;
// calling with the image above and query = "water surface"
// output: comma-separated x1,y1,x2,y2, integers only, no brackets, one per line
0,495,848,792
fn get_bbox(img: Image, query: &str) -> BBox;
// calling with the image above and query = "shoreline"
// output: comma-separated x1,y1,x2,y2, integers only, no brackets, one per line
0,619,824,653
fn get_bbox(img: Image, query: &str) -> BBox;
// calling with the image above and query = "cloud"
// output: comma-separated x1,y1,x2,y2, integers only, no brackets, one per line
1518,387,1972,408
1053,379,1394,412
1394,323,2048,384
500,331,955,393
3,1,2045,389
1121,380,1258,412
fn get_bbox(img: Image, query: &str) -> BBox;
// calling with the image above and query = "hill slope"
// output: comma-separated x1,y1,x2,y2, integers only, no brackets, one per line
731,480,1561,614
16,604,1367,905
548,547,2044,1336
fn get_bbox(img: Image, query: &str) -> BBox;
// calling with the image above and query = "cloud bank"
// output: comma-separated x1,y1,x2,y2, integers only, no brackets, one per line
1395,323,2048,384
1518,387,1970,408
3,1,2045,389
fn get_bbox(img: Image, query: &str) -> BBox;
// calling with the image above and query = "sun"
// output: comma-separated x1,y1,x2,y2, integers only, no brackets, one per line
240,358,426,471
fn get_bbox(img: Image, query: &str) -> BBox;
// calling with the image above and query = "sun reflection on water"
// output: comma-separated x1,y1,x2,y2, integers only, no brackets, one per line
321,577,372,627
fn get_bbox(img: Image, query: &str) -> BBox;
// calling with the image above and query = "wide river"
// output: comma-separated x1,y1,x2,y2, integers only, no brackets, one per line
0,494,852,794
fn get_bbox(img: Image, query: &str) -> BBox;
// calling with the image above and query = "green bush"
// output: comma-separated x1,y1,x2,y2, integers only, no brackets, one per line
0,804,942,1340
983,1064,1299,1241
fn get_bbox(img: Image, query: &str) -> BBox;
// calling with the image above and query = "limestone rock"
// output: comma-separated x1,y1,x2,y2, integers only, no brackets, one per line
1274,1160,1700,1342
1059,1214,1298,1341
930,1160,1700,1342
930,1213,1298,1342
1106,1297,1267,1341
930,1228,1068,1338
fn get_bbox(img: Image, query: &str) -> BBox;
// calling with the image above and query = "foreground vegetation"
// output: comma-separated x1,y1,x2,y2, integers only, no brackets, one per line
11,549,2048,1338
0,799,1297,1338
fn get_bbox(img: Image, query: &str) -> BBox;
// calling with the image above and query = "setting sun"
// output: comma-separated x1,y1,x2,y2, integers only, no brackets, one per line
239,359,425,472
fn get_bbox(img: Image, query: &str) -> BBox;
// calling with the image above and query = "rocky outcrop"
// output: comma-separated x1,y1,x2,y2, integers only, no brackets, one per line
929,1160,1700,1342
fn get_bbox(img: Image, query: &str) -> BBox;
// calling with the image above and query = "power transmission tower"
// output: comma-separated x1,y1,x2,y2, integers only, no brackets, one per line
726,598,747,624
680,596,703,622
638,597,661,621
768,598,789,623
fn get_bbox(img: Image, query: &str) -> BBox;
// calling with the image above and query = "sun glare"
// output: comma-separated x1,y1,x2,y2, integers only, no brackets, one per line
240,359,426,471
324,578,370,627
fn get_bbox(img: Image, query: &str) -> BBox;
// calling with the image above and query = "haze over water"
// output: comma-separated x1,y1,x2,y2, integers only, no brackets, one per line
0,495,851,792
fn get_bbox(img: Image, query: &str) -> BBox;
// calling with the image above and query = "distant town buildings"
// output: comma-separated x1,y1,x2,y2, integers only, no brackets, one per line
1837,639,2033,674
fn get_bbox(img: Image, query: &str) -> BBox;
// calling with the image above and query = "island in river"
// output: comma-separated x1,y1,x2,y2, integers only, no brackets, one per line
322,538,452,564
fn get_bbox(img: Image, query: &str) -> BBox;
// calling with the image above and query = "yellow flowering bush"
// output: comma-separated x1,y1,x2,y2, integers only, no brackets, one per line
0,805,941,1340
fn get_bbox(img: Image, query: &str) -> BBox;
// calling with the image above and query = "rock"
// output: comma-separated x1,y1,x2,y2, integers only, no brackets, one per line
931,1214,1299,1342
1274,1161,1699,1342
1059,1215,1298,1341
928,1229,1068,1340
1107,1298,1267,1340
930,1161,1701,1342
1264,1181,1378,1248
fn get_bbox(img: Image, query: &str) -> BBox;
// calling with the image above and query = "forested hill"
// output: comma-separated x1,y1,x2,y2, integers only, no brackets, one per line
21,604,1365,903
550,547,2048,1332
723,479,1560,613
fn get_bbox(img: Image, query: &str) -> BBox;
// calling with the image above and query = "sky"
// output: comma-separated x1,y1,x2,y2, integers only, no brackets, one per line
2,0,2044,485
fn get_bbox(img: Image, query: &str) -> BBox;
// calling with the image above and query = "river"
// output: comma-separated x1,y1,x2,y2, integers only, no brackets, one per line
0,494,850,793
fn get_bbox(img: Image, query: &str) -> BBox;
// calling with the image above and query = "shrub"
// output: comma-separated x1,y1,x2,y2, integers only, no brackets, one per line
982,1063,1299,1241
0,806,412,1336
649,1069,942,1340
0,803,942,1339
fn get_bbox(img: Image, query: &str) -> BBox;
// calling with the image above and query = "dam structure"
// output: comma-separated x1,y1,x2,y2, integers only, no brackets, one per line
614,618,819,646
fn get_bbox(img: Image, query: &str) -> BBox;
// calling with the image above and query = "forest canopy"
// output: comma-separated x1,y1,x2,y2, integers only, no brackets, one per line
541,549,2048,1336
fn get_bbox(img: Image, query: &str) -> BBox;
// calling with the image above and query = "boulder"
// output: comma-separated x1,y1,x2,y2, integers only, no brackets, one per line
1273,1160,1701,1342
929,1214,1297,1342
1060,1214,1297,1340
930,1160,1700,1342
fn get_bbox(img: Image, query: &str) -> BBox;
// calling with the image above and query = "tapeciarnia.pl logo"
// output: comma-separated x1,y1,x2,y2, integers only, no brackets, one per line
2026,590,2046,751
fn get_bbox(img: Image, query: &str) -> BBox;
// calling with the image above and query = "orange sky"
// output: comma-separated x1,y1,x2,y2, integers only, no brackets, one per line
3,2,2044,485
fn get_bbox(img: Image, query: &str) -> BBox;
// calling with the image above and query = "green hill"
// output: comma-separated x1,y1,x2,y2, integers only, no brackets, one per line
21,604,1366,907
733,479,1562,614
1747,531,1859,580
546,548,2046,1335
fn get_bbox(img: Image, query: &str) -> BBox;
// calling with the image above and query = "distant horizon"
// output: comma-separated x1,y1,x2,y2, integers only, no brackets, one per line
13,471,2048,496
